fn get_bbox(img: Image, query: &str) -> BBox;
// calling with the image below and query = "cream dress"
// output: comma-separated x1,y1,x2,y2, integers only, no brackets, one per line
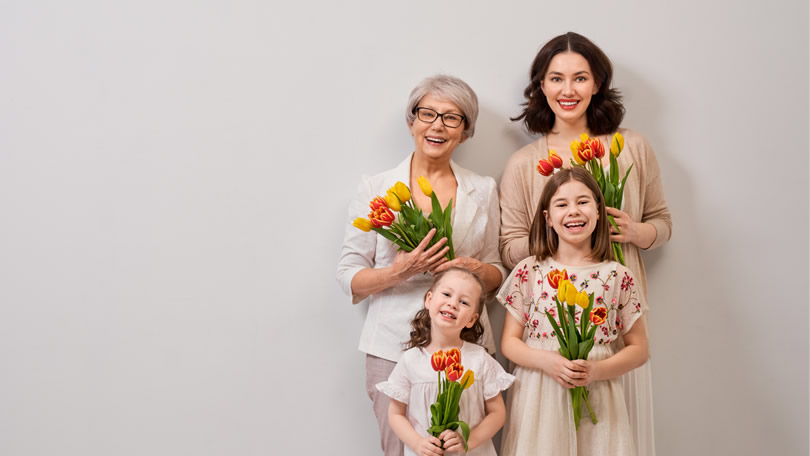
497,257,645,456
377,342,514,456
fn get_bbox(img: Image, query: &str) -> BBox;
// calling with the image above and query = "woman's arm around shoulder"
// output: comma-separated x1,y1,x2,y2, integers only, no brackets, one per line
498,142,541,270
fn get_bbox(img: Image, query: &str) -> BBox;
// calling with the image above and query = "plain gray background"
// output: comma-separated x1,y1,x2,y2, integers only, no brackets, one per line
1,1,807,455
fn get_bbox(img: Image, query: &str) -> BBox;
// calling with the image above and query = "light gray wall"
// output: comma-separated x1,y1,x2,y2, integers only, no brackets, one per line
0,1,807,455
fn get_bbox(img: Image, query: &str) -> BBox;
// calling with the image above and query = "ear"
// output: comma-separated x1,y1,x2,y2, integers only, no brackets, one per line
544,209,551,226
540,79,546,95
592,81,600,95
459,135,468,144
424,291,432,310
465,312,480,329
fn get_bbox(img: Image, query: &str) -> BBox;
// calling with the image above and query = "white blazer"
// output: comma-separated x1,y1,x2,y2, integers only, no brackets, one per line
336,153,506,362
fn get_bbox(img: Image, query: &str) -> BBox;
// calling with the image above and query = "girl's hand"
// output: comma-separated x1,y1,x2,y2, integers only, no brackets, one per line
389,228,449,279
416,435,446,456
438,429,466,454
542,352,587,389
567,359,604,387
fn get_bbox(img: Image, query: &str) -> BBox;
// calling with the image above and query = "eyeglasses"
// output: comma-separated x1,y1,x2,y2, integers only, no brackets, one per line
413,107,465,128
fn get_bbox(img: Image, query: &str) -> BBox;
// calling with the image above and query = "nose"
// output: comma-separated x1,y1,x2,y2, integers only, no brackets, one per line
562,80,574,96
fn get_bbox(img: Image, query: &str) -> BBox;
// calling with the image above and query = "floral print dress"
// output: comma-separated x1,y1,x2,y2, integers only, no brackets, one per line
496,257,645,456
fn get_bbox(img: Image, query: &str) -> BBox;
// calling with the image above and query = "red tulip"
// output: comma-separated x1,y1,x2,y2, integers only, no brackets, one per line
446,363,464,382
431,350,447,372
445,348,461,366
546,268,568,289
369,205,395,227
548,150,564,169
588,138,605,159
590,307,607,325
574,145,595,164
536,158,555,176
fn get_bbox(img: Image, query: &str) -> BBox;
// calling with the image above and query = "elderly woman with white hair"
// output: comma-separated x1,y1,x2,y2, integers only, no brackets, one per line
337,75,506,455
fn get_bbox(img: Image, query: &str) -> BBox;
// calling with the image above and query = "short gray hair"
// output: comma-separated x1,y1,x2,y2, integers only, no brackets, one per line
405,75,479,139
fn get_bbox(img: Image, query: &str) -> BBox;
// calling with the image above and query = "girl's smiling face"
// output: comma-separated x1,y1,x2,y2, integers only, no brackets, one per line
541,52,599,128
424,271,481,335
544,179,599,250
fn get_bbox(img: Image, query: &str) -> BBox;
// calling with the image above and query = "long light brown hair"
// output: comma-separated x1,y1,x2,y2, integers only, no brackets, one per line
406,267,485,350
528,167,612,262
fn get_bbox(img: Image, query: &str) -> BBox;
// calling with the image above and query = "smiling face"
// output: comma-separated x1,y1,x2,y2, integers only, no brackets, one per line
424,270,481,337
540,51,600,129
409,94,467,162
544,179,599,251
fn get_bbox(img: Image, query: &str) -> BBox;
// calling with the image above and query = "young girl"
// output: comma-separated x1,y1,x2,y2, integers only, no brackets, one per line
377,267,514,456
497,167,649,456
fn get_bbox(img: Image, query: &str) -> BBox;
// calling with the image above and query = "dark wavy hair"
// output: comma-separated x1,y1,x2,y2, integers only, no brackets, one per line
513,32,625,135
528,167,612,262
406,267,485,349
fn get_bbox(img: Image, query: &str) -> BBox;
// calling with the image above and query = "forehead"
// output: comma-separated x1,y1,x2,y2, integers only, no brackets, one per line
546,51,592,74
552,180,595,199
437,271,480,292
418,94,462,113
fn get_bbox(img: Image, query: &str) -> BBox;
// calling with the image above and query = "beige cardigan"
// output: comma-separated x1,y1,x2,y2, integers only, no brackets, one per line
498,128,672,300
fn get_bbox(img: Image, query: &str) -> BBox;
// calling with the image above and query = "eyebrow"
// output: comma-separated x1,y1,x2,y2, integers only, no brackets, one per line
547,70,591,76
551,194,594,203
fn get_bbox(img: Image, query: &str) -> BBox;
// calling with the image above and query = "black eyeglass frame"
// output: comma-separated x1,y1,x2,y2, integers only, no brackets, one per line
413,107,466,128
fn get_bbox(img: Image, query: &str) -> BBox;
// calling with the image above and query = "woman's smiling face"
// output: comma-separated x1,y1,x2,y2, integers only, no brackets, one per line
409,94,467,161
541,52,599,128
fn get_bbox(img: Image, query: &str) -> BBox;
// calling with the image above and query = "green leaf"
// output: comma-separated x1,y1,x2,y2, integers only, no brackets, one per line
567,308,579,359
581,293,593,336
604,182,616,209
617,164,633,208
545,310,568,352
431,193,443,221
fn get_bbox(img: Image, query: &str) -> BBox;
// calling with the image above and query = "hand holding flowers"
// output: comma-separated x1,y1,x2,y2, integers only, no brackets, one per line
353,177,455,261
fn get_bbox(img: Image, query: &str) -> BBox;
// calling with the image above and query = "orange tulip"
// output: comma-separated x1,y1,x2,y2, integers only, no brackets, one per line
574,144,595,165
369,196,388,211
446,363,464,382
431,350,447,372
590,307,607,325
588,138,605,159
369,205,395,228
536,158,555,176
548,149,564,168
445,348,461,366
546,268,568,289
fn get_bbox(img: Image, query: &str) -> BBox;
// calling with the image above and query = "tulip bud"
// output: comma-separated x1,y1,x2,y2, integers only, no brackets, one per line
445,348,461,366
417,176,433,196
369,196,388,211
384,191,401,211
576,291,590,309
546,268,568,289
589,138,605,159
611,133,625,157
548,150,564,169
431,350,447,372
446,363,464,382
459,369,475,390
536,158,555,176
557,280,571,303
369,206,395,228
565,283,578,307
352,217,373,232
390,181,411,203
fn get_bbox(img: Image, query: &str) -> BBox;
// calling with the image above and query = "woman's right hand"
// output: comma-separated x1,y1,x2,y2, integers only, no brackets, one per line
389,228,449,280
541,351,587,389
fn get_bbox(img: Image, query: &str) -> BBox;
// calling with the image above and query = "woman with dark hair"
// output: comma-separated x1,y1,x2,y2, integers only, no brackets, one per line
499,32,671,455
337,74,506,456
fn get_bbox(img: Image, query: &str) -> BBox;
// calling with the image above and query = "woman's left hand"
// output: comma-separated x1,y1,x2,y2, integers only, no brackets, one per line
438,429,466,454
567,359,603,387
432,256,484,275
606,207,657,249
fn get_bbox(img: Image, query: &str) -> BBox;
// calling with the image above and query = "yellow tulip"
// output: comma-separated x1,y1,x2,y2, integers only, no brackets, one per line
557,280,571,303
575,291,590,309
610,132,625,157
352,217,373,232
417,176,433,196
390,181,411,203
384,191,401,211
565,282,578,307
459,369,475,390
580,132,590,142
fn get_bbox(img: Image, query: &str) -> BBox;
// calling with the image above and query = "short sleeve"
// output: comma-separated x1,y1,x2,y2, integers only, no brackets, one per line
615,266,645,335
478,353,515,400
375,356,411,404
495,259,534,325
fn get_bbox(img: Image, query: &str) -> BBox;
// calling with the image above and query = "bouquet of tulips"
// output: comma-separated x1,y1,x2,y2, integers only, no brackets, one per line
428,348,474,451
570,132,632,265
352,177,455,260
544,269,608,430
